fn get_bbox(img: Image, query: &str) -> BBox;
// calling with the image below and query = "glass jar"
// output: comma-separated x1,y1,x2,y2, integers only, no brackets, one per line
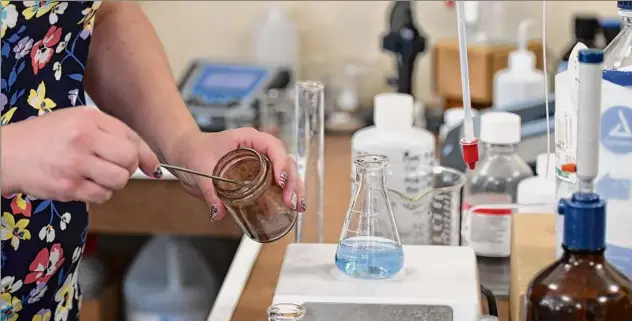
213,148,297,243
267,303,305,321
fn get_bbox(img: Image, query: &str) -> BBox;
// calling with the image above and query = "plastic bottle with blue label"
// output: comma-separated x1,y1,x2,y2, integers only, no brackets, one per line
555,1,632,278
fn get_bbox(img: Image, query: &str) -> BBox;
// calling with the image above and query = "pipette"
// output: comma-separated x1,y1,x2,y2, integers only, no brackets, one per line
455,1,479,170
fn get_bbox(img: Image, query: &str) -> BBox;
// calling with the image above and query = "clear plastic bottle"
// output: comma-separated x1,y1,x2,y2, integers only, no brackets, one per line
335,154,404,280
599,0,632,278
124,235,217,321
604,2,632,83
463,111,534,256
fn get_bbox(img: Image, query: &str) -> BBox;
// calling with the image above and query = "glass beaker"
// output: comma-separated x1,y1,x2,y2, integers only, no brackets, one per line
387,164,467,246
293,81,325,243
267,303,305,321
212,148,297,243
335,154,404,279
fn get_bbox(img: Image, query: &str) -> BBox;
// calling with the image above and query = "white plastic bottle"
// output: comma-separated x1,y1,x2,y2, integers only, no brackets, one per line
252,7,299,79
517,153,556,214
351,93,436,245
124,235,217,321
493,19,547,110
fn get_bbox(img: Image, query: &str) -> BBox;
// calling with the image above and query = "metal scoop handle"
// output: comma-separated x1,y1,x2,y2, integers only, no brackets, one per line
160,164,247,186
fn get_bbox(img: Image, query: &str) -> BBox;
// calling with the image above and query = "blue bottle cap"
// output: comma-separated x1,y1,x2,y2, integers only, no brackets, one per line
558,192,606,251
600,18,622,29
578,49,604,64
618,1,632,10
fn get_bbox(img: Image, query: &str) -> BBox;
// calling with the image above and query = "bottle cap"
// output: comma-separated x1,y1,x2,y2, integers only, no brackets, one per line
374,93,414,129
480,112,522,145
618,1,632,10
559,192,606,251
578,48,604,64
600,18,622,29
536,153,556,178
508,50,536,71
266,7,288,21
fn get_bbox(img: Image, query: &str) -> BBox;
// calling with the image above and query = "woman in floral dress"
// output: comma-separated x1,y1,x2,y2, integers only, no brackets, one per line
0,2,306,320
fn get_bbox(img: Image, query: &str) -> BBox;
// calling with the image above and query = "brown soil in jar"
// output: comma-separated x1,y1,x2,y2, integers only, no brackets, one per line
214,149,297,243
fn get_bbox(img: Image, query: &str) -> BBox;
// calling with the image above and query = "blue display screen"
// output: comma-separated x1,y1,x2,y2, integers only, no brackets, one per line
190,64,269,104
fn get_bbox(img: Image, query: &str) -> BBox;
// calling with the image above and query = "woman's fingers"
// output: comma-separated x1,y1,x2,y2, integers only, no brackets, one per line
80,156,131,191
96,111,161,178
281,158,306,213
194,175,226,222
136,138,162,179
90,131,139,175
73,180,113,204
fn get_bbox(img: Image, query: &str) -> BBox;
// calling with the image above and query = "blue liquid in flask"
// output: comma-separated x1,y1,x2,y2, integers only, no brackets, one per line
335,236,404,279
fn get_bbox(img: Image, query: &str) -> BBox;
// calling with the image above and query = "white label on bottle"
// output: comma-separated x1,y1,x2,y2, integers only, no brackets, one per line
351,146,436,245
463,193,513,257
554,44,584,185
127,312,209,321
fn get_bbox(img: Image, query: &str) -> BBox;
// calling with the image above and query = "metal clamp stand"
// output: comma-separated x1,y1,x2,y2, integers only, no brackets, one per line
382,0,427,99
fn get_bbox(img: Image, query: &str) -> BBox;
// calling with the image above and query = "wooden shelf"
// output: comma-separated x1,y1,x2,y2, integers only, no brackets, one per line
89,180,242,237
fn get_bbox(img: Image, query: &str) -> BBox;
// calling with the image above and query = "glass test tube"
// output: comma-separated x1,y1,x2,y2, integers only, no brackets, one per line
294,81,325,243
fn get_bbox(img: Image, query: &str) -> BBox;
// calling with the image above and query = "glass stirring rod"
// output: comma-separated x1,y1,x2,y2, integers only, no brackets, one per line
159,164,248,186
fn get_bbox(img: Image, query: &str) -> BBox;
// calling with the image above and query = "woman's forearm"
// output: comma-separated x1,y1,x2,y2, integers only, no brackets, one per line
85,2,198,163
1,124,21,194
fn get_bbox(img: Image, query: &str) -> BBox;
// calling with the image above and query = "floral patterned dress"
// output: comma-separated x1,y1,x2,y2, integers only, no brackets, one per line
1,2,102,320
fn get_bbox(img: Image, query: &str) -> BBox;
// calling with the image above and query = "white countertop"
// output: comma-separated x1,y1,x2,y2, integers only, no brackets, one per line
207,236,262,321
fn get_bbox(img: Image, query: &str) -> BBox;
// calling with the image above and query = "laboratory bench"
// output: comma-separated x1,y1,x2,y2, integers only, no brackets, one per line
86,135,556,321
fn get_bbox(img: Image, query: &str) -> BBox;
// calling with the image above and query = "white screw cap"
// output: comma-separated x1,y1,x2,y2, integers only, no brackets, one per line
373,93,414,129
480,112,522,144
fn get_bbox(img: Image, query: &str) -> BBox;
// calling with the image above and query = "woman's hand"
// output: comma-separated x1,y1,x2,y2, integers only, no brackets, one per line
166,128,306,222
1,107,161,203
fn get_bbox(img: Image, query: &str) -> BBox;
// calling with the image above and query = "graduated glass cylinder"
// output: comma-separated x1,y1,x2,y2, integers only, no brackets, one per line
293,81,325,243
336,155,404,279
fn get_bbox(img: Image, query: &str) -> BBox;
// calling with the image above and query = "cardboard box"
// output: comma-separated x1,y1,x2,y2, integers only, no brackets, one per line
509,214,557,321
432,38,544,107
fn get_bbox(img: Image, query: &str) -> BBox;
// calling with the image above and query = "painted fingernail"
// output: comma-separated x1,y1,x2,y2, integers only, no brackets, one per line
279,171,288,188
153,166,163,179
301,198,307,211
290,193,297,210
210,205,219,222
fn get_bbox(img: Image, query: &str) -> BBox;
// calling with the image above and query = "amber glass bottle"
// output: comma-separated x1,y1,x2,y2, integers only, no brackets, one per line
524,192,632,321
213,148,297,243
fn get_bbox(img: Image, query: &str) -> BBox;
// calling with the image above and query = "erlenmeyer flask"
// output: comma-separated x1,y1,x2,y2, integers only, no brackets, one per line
335,154,404,279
